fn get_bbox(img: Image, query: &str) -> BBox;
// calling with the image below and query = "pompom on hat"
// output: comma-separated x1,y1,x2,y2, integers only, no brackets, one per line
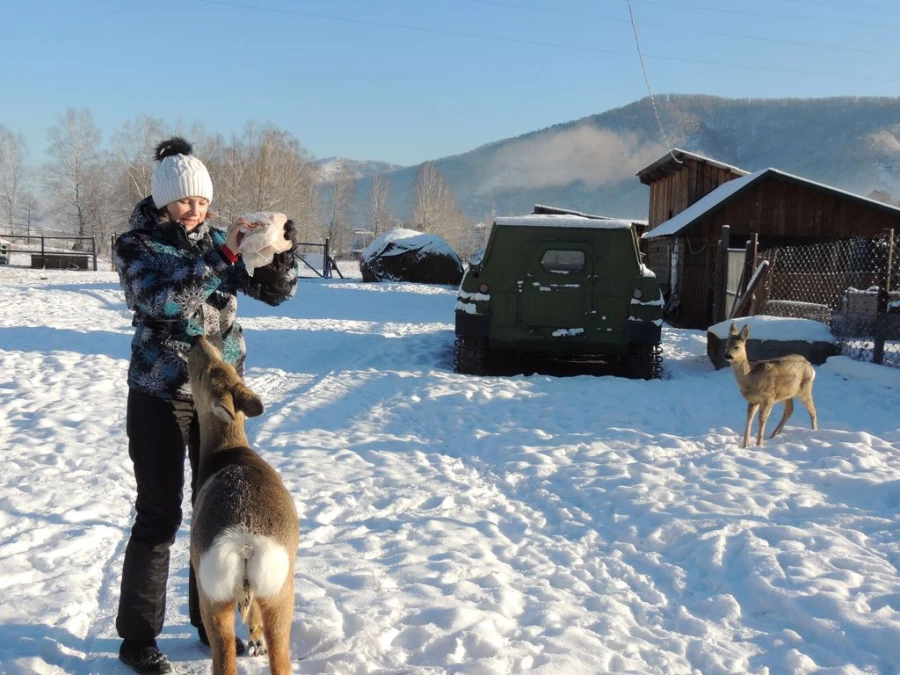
150,137,214,209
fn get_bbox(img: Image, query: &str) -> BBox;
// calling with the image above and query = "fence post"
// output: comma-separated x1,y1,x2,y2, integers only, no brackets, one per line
735,237,756,299
749,233,758,274
323,237,331,278
873,229,894,365
713,225,730,325
730,259,770,321
886,228,895,294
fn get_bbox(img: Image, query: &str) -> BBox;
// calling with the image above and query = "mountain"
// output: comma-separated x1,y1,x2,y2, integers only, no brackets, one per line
350,94,900,222
312,157,405,183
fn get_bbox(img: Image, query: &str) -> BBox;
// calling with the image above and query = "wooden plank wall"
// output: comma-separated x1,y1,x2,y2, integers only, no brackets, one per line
647,160,745,229
695,178,900,240
643,161,900,327
646,240,671,291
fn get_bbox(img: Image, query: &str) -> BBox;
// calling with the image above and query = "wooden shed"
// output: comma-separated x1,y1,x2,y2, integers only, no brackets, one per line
637,149,747,295
638,150,900,328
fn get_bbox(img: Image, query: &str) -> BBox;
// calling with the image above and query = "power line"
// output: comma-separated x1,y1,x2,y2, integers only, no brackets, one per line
457,0,900,59
196,0,900,83
197,0,629,55
630,0,900,29
641,21,900,60
781,0,900,11
626,0,680,163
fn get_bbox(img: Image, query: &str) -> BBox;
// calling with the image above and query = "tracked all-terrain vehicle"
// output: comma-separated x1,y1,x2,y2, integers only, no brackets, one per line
454,205,664,378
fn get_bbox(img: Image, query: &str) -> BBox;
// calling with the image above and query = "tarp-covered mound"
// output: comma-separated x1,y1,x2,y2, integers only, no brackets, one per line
360,228,463,285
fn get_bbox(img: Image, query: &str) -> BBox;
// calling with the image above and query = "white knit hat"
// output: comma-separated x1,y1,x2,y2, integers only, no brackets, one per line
151,137,214,209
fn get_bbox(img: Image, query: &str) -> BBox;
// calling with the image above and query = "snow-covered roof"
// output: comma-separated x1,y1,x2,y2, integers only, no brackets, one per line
643,170,762,239
495,214,632,230
637,148,749,184
643,168,900,239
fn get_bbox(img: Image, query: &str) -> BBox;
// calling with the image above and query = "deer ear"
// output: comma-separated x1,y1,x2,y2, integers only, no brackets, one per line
213,401,236,422
233,383,264,418
740,325,750,340
729,323,739,336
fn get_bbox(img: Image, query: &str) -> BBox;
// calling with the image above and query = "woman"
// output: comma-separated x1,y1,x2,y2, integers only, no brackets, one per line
113,137,298,674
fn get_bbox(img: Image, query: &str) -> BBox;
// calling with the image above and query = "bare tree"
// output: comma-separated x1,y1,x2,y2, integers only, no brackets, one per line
212,133,247,225
292,164,319,244
42,108,104,239
321,162,357,254
83,153,120,254
0,126,27,233
111,115,168,208
205,124,316,231
410,161,462,239
35,108,323,252
19,191,41,241
366,172,394,236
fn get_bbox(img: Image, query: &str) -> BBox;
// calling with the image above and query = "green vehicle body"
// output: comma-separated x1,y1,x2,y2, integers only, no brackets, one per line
454,206,664,378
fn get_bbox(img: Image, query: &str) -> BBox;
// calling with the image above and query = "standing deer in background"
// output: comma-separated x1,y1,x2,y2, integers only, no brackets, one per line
189,336,299,675
724,323,818,448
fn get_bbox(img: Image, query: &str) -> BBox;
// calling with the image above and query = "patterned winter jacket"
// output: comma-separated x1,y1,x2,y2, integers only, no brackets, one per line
114,196,298,401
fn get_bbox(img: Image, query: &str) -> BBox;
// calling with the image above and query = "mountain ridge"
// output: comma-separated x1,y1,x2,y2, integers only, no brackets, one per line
344,94,900,223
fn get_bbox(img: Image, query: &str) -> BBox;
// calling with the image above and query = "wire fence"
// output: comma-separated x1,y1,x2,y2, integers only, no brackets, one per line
753,231,899,367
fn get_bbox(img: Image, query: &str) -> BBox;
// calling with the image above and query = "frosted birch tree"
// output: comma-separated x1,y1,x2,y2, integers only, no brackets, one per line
19,192,41,241
0,126,27,233
111,115,168,209
366,172,394,236
410,161,461,239
42,108,105,240
321,162,356,254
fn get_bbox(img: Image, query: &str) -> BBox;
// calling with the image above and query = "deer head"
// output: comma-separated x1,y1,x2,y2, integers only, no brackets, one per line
724,323,751,363
189,336,264,422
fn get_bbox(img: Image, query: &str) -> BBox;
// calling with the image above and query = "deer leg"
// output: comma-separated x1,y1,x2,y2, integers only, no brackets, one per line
246,598,267,657
799,389,817,431
259,580,295,675
198,598,238,675
757,402,775,446
743,402,759,449
770,398,794,438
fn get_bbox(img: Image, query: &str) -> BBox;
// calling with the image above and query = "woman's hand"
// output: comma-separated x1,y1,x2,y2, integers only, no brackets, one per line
226,217,261,253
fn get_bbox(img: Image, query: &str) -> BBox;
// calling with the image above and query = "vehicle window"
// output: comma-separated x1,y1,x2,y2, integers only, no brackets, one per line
540,249,585,273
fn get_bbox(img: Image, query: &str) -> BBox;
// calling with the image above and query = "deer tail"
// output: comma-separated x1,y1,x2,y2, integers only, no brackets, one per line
237,571,254,623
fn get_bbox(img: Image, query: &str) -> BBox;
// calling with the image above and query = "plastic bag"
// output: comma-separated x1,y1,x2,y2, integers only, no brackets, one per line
236,212,292,276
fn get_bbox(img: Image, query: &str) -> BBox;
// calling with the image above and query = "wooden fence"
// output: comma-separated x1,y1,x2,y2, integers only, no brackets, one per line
0,234,98,271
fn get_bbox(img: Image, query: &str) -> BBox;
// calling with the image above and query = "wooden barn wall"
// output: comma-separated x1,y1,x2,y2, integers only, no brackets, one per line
693,177,900,241
647,160,744,230
677,233,717,328
646,239,671,291
668,176,900,328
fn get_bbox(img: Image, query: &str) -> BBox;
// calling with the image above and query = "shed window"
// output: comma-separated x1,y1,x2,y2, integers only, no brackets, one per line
541,250,585,274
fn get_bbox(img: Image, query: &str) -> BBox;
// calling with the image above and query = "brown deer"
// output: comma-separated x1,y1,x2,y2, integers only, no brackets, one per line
724,323,818,448
188,336,299,675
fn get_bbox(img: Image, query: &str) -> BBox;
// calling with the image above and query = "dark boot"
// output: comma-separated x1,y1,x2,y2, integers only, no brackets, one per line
118,639,172,674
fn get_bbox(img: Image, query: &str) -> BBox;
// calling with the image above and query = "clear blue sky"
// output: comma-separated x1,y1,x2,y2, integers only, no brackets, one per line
4,0,900,167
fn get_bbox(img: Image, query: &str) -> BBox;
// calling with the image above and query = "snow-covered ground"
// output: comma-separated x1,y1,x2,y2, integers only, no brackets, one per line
0,266,898,675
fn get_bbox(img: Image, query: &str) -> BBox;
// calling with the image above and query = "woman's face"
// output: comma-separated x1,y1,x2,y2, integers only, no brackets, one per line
166,197,209,231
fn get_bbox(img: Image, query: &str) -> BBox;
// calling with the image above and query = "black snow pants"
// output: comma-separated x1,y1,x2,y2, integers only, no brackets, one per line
116,388,205,641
